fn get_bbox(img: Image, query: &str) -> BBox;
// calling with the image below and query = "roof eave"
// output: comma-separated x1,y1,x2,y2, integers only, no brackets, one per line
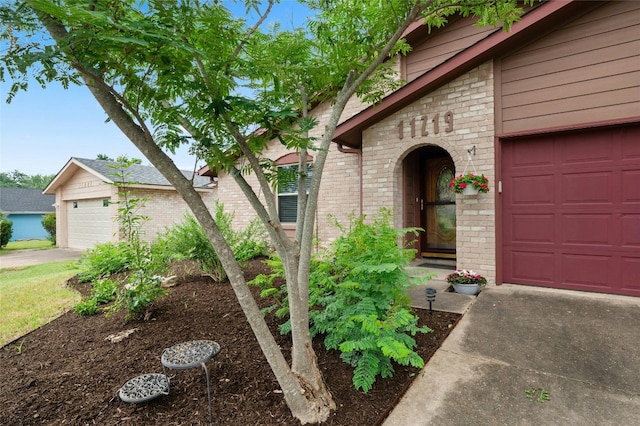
332,0,583,148
43,158,114,194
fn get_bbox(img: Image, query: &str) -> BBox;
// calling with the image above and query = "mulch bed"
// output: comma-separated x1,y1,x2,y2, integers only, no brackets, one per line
0,258,460,425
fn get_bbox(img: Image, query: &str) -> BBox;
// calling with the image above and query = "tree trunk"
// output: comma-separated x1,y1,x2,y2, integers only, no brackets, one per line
86,80,334,423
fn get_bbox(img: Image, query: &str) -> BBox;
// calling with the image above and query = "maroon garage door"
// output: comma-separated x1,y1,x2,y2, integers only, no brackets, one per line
502,125,640,296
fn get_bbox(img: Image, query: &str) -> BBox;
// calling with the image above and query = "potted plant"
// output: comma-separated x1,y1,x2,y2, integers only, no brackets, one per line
449,173,489,195
446,269,487,295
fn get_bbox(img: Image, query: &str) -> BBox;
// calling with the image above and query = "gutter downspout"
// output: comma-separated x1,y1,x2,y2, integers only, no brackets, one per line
337,144,363,216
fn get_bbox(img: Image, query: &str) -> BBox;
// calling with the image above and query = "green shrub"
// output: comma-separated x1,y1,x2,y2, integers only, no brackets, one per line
310,210,431,392
91,278,120,304
211,201,269,262
41,212,56,244
158,214,225,280
78,242,133,283
232,218,269,261
108,273,167,319
0,213,13,248
74,158,169,320
251,209,431,393
73,278,120,317
158,202,268,280
73,298,99,316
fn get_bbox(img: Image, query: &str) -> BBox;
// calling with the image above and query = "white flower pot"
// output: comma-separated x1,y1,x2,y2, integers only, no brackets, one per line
451,283,482,295
462,186,480,196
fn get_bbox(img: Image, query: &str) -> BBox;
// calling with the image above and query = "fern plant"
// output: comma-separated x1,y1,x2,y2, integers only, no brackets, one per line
251,208,432,392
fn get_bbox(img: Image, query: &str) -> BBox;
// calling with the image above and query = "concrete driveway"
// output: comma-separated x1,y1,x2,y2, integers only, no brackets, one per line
0,248,84,269
385,284,640,425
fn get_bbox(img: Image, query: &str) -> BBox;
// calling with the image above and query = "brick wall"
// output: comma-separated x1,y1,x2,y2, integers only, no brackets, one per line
217,100,363,245
124,187,217,243
361,62,497,282
215,61,498,284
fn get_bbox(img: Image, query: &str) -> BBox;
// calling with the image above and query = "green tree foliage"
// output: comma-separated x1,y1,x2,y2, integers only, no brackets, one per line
41,212,56,244
0,212,13,247
95,154,142,164
0,170,55,189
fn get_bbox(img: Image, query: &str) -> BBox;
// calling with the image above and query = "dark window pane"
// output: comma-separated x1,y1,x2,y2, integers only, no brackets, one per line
279,195,297,223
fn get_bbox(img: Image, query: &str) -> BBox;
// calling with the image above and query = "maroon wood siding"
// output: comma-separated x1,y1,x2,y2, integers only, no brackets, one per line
501,124,640,296
498,2,640,134
403,16,496,82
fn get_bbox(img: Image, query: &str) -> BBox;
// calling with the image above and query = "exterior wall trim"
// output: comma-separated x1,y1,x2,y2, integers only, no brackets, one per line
333,0,584,148
495,116,640,139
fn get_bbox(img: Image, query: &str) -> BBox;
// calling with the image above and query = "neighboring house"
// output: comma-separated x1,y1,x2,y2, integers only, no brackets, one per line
44,158,216,250
213,1,640,296
0,187,55,241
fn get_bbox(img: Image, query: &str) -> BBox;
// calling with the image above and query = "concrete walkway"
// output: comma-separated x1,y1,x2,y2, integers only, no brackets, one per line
0,248,84,269
385,283,640,425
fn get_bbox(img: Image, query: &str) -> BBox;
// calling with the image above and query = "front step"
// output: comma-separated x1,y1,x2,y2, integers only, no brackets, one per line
405,266,477,315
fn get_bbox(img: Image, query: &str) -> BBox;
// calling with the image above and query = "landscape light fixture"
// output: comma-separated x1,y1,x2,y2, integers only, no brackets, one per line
425,288,436,314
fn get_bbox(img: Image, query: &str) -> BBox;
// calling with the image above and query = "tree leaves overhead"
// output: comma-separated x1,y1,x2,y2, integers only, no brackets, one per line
2,0,532,168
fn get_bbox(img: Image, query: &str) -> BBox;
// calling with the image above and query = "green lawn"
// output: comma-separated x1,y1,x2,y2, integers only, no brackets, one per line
0,240,54,253
0,260,81,347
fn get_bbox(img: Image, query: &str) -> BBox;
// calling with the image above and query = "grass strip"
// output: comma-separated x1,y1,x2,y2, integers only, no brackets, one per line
0,260,81,347
0,240,54,253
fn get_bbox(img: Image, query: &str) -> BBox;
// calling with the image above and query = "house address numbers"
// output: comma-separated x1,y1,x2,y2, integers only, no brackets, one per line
397,111,454,139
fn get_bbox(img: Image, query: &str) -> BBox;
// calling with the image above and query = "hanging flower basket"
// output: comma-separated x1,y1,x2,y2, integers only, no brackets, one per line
450,173,489,194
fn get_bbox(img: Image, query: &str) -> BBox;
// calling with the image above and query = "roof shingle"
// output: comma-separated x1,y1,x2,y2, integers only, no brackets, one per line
0,188,55,213
73,158,212,188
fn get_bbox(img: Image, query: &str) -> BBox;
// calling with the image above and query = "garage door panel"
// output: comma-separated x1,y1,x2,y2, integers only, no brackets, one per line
621,258,640,291
561,133,615,164
562,254,614,289
509,251,556,283
621,136,640,159
622,170,640,202
512,176,555,205
562,172,614,204
67,198,113,250
562,214,613,246
621,214,640,247
511,214,554,243
502,124,640,296
511,140,555,168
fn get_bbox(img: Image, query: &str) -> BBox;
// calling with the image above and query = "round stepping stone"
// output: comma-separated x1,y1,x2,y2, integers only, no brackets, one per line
118,373,169,403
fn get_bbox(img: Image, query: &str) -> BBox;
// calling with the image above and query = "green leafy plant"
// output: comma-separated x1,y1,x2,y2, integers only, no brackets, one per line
73,278,120,317
14,338,26,354
104,157,167,319
249,254,290,322
158,202,268,280
449,173,489,193
41,212,56,244
0,213,13,248
525,387,551,403
252,209,431,392
158,213,225,281
110,273,166,319
91,278,119,304
78,242,133,283
73,298,100,316
232,218,269,262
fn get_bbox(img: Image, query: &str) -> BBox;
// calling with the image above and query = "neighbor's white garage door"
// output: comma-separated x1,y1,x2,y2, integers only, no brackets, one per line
66,198,113,249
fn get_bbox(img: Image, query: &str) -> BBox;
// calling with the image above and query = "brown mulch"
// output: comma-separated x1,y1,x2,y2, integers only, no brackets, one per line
0,258,460,425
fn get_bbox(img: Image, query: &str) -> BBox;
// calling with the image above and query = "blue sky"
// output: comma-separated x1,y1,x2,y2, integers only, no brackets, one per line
0,1,310,176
